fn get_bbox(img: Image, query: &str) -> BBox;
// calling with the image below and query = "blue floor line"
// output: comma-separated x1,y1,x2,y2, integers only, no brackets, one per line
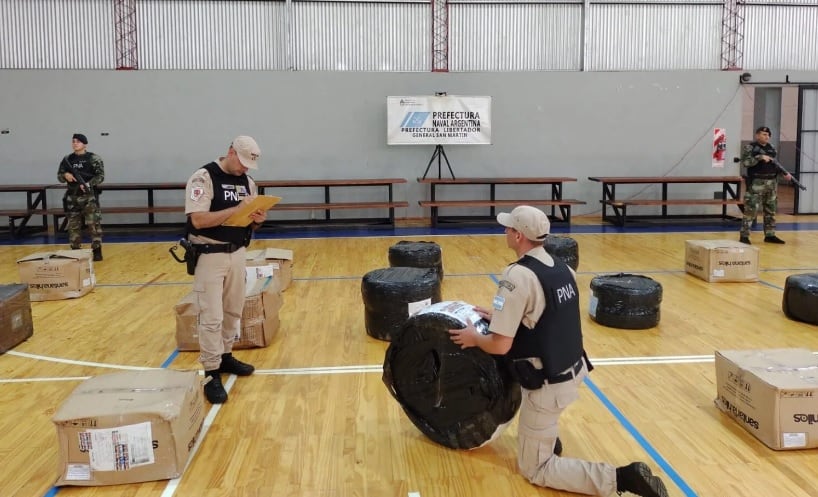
584,377,698,497
160,349,180,369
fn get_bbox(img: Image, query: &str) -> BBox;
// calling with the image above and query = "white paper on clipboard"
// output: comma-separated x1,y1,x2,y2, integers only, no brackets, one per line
222,195,281,227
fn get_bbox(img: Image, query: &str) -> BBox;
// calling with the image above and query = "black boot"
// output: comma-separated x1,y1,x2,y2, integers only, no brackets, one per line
616,462,668,497
219,353,255,376
764,235,785,244
92,241,103,261
553,437,563,456
739,236,751,245
203,370,227,404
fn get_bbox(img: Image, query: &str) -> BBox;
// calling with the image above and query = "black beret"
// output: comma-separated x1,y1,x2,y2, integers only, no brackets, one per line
755,126,771,135
72,133,88,145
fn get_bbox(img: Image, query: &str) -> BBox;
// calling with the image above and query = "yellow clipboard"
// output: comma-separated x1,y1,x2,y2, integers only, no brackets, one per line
222,195,281,227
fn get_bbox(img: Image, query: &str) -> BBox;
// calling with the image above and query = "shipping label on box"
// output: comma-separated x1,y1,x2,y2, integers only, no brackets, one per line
52,369,204,486
715,348,818,450
175,277,283,350
685,239,759,282
17,249,95,301
246,248,293,291
0,284,34,353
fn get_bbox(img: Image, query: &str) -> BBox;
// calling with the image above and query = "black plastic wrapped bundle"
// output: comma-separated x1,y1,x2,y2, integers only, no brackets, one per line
388,241,444,281
383,301,521,450
362,267,442,341
544,235,579,271
783,273,818,325
589,273,662,329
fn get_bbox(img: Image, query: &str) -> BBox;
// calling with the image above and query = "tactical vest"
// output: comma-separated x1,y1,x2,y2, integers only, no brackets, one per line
506,254,584,377
186,161,253,246
63,153,98,195
748,141,778,179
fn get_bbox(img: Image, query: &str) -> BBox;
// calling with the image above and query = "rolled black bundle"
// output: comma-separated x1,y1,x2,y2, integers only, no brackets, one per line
783,273,818,325
544,235,579,271
383,301,521,450
362,267,442,341
589,273,662,329
388,241,444,281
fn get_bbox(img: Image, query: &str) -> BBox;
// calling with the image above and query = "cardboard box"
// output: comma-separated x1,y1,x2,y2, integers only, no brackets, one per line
52,369,205,486
175,277,282,350
715,348,818,450
684,239,759,282
0,284,34,353
246,248,293,291
17,249,95,301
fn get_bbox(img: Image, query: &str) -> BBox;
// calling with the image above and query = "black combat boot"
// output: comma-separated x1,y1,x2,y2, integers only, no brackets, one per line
92,241,103,261
219,353,255,376
203,370,228,404
739,236,751,245
616,462,668,497
553,437,563,456
764,235,785,244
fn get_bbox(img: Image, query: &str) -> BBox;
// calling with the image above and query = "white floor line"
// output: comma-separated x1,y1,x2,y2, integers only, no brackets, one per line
408,492,421,497
6,350,157,370
160,374,237,497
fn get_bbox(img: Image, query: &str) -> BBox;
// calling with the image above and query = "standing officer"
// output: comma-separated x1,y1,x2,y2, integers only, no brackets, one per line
57,133,105,261
448,205,668,497
184,136,269,404
739,126,790,245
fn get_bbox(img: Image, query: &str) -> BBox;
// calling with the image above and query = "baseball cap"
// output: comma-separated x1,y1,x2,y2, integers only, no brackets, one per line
497,206,550,241
231,135,261,169
756,126,771,134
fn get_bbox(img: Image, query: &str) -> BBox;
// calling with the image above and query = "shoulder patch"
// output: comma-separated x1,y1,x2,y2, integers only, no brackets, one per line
498,279,515,292
190,186,204,202
493,295,505,311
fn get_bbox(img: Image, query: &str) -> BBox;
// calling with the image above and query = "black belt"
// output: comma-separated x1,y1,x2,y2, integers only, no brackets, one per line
752,175,776,180
545,358,584,385
193,243,243,254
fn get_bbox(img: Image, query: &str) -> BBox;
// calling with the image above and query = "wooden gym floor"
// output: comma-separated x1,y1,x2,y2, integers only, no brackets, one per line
1,211,818,497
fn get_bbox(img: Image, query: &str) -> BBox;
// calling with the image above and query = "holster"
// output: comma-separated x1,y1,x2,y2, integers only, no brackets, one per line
507,359,547,390
182,240,200,276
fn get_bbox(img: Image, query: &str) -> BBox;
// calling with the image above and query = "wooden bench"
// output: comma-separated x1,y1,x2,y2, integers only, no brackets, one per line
418,177,585,227
41,178,409,232
588,176,744,227
256,178,408,227
0,184,53,238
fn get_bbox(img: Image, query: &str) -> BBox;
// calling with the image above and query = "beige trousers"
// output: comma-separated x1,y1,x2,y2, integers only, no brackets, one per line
193,248,246,371
517,362,617,496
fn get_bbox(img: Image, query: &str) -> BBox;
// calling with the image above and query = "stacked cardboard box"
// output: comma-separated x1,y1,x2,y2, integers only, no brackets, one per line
175,276,282,350
0,284,34,353
246,248,293,291
685,240,759,282
52,369,205,486
715,348,818,450
17,250,95,300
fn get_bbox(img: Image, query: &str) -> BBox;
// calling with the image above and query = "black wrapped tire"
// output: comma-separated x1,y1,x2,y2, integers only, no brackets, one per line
388,241,444,281
362,267,442,341
589,273,662,329
383,301,521,450
783,273,818,325
544,235,579,271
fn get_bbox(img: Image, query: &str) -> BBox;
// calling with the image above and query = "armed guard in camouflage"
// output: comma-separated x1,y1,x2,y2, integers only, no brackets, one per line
739,126,790,245
57,133,105,260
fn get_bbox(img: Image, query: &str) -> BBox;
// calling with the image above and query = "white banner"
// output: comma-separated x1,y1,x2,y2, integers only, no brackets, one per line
387,95,492,145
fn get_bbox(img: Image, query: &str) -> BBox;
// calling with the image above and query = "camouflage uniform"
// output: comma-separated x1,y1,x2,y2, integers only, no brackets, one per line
739,141,779,239
58,152,105,249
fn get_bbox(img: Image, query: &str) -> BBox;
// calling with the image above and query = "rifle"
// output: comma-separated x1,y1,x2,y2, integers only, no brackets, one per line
61,156,94,195
771,158,807,191
738,149,808,191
